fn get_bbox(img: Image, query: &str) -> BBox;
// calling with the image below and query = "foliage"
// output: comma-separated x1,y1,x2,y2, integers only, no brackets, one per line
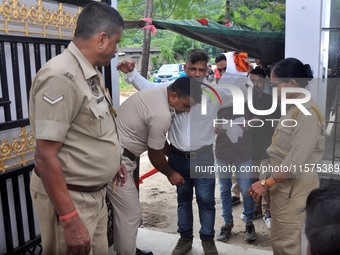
117,0,286,32
117,0,286,62
118,0,206,20
231,2,285,32
149,45,176,70
160,45,176,63
119,72,134,91
119,72,153,92
171,34,200,58
150,55,160,70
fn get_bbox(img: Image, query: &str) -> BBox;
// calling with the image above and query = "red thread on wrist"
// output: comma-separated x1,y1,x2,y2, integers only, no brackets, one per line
59,209,78,221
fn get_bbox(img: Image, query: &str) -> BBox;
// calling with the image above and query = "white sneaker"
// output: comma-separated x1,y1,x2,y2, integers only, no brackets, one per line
263,216,271,229
240,213,246,222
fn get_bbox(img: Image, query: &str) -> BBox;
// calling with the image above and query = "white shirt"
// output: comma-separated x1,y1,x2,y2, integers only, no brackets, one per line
125,70,247,151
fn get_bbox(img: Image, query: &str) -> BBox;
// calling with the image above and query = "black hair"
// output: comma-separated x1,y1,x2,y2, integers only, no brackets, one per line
75,2,124,40
305,184,340,255
250,66,266,78
215,54,226,64
167,76,202,104
186,49,209,65
265,66,272,78
271,57,313,87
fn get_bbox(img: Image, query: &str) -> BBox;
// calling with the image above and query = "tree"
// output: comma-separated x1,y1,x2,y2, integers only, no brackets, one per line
232,2,285,32
140,0,153,78
118,0,206,20
171,35,200,58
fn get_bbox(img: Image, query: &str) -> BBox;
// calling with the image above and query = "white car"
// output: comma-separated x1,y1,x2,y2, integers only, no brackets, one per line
153,64,186,83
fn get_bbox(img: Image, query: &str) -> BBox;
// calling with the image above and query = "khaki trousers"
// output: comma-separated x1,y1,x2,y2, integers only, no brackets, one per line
30,171,108,255
254,159,271,213
270,169,319,255
106,156,142,255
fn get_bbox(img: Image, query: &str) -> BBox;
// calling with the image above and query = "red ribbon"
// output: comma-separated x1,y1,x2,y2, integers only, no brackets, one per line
195,18,209,26
141,17,152,23
142,25,157,35
140,18,157,35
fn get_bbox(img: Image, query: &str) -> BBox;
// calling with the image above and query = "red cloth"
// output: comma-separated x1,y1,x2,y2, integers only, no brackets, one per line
214,68,220,79
195,18,209,26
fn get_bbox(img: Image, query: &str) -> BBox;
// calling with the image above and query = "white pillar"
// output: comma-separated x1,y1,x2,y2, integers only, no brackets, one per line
110,0,120,108
285,0,328,114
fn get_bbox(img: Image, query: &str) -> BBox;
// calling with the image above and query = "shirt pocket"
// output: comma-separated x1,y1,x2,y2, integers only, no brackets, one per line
90,102,112,136
272,125,294,156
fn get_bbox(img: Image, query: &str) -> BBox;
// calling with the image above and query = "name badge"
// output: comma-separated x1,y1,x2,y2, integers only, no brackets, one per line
97,96,104,104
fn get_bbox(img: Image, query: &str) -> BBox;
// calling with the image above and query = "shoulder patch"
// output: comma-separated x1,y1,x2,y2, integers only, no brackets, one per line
63,72,74,81
43,95,64,105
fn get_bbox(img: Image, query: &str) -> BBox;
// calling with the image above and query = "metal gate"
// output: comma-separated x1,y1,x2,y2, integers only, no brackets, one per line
0,1,114,254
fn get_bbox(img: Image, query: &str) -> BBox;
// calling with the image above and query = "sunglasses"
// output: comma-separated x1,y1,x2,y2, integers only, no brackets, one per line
217,67,226,73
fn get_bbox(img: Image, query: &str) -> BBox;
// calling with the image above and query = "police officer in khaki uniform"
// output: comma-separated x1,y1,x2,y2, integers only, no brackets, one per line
29,3,124,255
249,58,325,255
107,77,202,255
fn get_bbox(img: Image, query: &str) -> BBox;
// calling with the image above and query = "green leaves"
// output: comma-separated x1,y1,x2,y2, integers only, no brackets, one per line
117,0,285,61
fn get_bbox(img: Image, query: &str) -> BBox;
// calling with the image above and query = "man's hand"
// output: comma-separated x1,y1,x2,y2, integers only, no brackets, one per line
112,163,127,187
167,171,184,186
116,60,136,74
62,215,91,255
248,181,267,203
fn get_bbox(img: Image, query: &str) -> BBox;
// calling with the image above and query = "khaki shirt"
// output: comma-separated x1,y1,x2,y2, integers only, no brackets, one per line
29,42,121,186
116,87,173,156
267,97,325,173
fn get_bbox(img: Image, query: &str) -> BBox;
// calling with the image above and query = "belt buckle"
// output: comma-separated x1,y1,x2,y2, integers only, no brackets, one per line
185,152,196,160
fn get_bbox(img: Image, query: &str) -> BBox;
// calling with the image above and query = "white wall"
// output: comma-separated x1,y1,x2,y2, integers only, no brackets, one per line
286,0,323,77
285,0,327,113
111,0,120,108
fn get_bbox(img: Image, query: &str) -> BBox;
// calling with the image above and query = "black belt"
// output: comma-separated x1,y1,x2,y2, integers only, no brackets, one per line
67,183,106,192
169,144,213,160
123,148,137,161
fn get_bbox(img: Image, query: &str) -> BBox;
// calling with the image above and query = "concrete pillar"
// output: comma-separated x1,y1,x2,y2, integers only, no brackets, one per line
285,0,329,114
110,0,121,108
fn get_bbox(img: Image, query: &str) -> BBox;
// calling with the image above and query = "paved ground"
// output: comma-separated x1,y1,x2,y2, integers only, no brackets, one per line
109,228,273,255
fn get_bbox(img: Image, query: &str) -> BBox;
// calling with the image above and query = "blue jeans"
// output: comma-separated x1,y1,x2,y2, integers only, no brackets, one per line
168,149,216,241
216,159,254,224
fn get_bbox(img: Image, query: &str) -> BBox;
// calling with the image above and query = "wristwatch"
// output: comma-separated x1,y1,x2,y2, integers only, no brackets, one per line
260,179,267,188
260,177,277,189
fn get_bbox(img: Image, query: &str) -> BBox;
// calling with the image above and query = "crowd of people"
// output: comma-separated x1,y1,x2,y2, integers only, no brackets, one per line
28,2,338,255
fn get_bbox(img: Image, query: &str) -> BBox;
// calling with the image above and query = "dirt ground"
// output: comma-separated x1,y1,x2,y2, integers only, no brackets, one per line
137,153,272,252
120,92,272,252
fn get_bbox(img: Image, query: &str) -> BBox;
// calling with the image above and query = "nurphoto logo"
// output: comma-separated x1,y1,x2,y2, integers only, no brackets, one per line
200,82,312,128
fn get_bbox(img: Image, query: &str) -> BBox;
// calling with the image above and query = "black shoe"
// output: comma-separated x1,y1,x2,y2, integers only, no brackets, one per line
136,248,153,255
232,196,240,206
172,238,193,255
217,224,233,242
244,222,257,242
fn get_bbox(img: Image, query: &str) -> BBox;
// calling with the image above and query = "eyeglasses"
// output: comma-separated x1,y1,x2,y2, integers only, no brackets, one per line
217,67,226,73
270,81,282,87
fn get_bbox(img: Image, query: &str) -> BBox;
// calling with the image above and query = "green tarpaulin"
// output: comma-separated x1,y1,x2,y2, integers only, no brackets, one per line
152,19,285,63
